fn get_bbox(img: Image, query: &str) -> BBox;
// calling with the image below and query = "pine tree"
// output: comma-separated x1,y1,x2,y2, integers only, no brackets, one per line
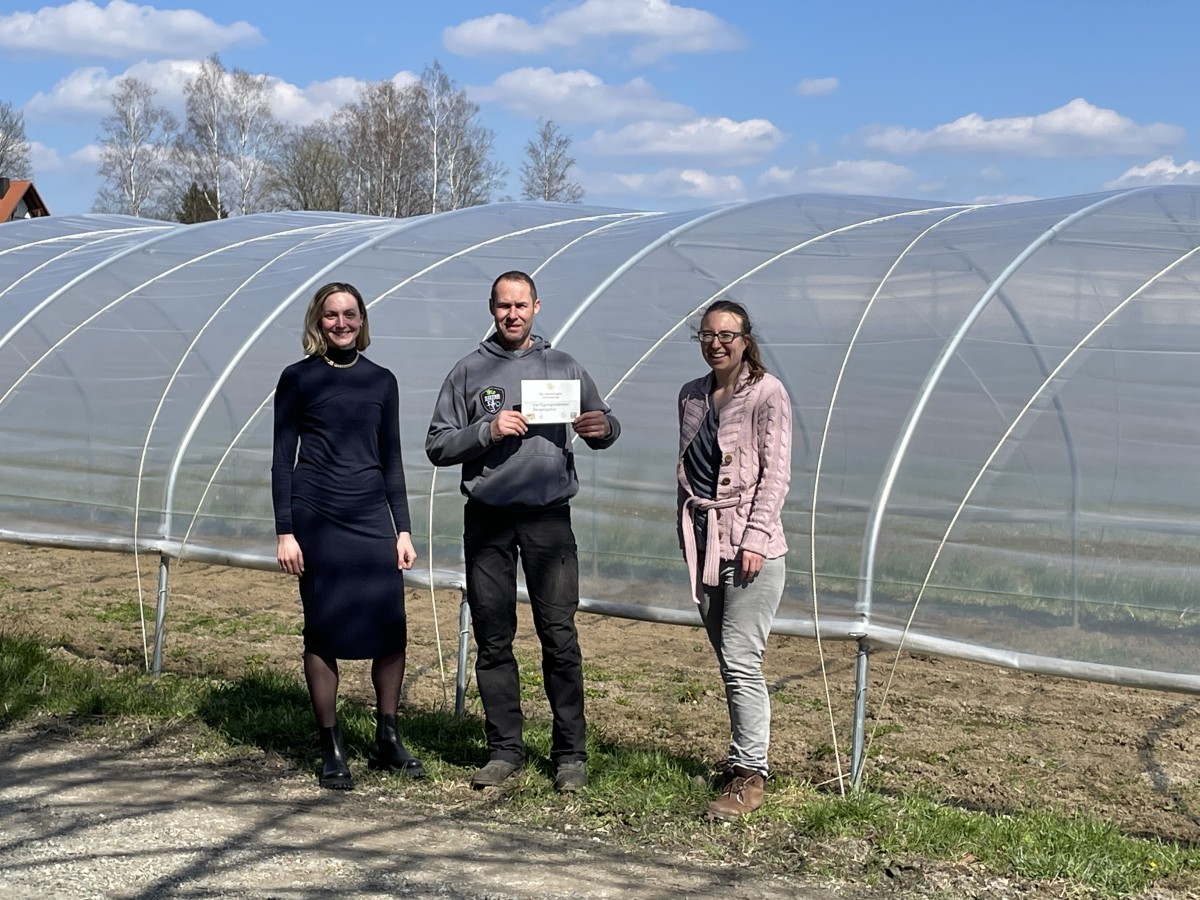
176,181,226,223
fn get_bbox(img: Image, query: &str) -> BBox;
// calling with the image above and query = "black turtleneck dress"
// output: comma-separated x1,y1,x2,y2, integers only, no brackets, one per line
271,348,412,659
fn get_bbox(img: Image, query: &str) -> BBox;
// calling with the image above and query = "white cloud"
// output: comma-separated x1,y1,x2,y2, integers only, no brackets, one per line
25,61,199,121
795,77,838,97
591,117,783,165
25,60,399,128
26,66,115,119
759,159,917,196
972,194,1039,204
864,98,1183,159
444,0,744,64
0,0,262,60
757,166,800,190
264,78,348,126
471,67,692,124
588,167,746,201
1106,155,1200,188
29,141,63,172
265,73,416,127
29,140,100,177
69,143,103,166
807,160,915,195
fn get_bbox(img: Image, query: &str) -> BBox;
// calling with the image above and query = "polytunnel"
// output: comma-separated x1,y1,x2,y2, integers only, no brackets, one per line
5,189,1200,777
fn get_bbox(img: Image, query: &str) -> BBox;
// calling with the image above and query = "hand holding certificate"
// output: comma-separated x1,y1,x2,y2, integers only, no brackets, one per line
522,379,581,424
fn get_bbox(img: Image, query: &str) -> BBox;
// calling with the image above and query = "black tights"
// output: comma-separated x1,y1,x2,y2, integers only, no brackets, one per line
303,651,406,728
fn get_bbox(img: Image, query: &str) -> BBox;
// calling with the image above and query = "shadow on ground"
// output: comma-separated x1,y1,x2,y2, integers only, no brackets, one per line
0,724,830,900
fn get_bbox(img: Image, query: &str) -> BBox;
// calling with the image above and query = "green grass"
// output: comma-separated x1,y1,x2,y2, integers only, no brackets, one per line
93,599,143,623
175,609,300,637
2,628,1199,897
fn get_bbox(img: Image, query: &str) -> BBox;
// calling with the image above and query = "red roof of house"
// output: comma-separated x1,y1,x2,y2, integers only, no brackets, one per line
0,179,51,221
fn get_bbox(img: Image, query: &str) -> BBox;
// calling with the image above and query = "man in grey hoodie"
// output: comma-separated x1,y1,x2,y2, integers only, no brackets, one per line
425,270,620,793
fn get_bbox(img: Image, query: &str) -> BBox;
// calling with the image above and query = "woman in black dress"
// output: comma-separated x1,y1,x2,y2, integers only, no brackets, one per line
272,281,424,790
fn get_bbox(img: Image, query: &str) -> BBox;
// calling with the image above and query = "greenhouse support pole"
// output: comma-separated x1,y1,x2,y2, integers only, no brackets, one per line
455,583,471,716
151,554,169,676
850,638,870,786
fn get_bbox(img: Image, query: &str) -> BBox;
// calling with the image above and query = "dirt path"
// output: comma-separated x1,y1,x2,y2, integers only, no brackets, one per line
0,725,833,900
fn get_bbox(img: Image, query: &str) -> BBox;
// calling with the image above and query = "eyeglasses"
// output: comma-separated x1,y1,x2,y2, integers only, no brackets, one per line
693,330,744,344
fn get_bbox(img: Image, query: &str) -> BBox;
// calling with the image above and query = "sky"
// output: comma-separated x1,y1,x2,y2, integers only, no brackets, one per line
3,0,1200,216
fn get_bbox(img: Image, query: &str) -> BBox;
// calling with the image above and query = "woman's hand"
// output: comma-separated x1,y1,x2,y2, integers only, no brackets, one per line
277,534,304,576
739,549,764,582
396,532,417,570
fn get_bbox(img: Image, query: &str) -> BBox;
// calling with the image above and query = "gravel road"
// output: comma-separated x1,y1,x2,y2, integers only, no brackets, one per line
0,725,836,900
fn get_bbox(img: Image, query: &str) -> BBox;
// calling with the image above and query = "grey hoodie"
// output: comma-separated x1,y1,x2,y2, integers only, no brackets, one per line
425,334,620,509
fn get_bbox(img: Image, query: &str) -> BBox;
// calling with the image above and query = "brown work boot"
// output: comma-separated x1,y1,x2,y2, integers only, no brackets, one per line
705,765,765,821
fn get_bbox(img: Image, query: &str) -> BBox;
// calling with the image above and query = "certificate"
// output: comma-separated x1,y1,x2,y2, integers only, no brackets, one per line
522,379,581,424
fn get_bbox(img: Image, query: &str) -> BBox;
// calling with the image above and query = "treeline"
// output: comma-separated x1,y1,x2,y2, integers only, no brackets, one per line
0,56,583,222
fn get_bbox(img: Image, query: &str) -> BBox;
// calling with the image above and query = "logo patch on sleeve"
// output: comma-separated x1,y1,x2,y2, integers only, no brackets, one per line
480,386,505,414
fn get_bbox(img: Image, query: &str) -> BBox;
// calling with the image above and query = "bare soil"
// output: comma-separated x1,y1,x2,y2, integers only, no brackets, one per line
3,544,1200,898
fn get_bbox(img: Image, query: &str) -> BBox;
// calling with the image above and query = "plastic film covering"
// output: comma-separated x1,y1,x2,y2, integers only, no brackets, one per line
3,192,1200,692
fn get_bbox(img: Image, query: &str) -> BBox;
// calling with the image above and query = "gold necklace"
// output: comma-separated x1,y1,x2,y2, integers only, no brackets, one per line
322,351,360,369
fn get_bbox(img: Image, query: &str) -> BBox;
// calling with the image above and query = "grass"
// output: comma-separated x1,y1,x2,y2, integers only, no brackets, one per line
2,628,1199,897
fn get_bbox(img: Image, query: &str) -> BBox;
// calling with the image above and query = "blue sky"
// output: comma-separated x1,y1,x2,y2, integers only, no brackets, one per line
3,0,1199,215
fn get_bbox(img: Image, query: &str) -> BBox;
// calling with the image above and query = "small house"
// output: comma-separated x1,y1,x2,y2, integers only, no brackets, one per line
0,178,50,221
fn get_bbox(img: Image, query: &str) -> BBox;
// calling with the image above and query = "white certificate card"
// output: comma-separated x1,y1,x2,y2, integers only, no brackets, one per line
522,379,581,424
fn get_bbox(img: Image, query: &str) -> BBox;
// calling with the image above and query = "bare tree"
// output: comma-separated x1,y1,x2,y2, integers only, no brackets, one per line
178,55,285,217
206,59,501,219
179,55,231,218
419,61,504,213
226,67,284,215
419,62,453,215
443,116,506,210
336,79,427,217
0,101,33,179
93,77,178,217
520,118,583,203
265,121,349,211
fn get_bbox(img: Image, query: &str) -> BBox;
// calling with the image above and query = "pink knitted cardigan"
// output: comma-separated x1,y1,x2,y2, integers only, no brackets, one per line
676,365,792,599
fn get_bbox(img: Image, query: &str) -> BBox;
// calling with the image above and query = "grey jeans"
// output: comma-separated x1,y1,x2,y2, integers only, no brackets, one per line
697,554,786,777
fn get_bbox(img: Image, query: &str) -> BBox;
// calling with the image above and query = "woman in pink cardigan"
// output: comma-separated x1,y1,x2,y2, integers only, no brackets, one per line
677,299,792,821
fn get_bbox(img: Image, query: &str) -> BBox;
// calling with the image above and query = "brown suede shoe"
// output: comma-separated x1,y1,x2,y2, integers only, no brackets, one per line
705,766,765,821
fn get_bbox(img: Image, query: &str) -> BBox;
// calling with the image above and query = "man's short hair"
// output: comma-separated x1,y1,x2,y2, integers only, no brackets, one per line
489,270,538,307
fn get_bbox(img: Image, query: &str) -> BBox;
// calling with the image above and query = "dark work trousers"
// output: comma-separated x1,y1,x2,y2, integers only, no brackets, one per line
463,500,586,765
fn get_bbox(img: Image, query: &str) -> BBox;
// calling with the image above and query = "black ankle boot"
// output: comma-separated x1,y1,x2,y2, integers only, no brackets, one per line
371,714,426,778
318,723,352,790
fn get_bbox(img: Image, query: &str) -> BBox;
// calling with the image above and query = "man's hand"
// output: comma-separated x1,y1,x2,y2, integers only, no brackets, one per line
277,534,304,576
490,410,529,442
572,410,611,440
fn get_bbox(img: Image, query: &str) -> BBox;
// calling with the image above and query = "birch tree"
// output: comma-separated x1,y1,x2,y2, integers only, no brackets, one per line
178,55,285,216
179,55,230,219
93,77,178,217
226,67,284,215
335,79,427,217
0,101,33,179
419,61,504,213
442,114,506,210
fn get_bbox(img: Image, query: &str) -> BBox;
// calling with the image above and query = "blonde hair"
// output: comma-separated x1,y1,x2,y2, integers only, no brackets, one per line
302,282,370,356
